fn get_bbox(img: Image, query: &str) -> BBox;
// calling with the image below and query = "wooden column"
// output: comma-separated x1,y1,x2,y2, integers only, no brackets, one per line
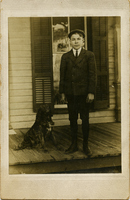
114,17,121,122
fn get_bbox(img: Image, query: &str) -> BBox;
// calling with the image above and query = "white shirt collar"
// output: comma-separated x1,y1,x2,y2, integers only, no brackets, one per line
72,47,82,56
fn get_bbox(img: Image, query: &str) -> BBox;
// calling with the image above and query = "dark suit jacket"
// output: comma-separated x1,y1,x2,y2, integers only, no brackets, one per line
59,48,96,96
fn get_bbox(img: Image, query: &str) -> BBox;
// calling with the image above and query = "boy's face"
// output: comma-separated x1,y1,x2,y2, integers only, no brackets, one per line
70,33,84,50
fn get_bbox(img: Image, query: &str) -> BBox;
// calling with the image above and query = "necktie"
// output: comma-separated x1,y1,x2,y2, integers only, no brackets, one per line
76,50,78,57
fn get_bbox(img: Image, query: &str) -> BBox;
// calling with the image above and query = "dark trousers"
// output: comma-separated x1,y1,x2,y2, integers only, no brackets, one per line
66,95,90,146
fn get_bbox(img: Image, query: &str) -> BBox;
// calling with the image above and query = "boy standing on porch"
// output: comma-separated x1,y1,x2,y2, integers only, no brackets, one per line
59,29,96,156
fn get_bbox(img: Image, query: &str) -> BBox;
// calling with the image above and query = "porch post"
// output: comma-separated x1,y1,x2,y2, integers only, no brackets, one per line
114,17,121,122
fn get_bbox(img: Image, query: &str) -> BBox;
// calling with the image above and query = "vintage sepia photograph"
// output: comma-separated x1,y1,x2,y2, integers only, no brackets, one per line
1,0,129,199
8,16,121,174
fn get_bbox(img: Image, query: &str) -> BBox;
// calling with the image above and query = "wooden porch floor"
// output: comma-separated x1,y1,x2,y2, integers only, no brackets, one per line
9,122,121,174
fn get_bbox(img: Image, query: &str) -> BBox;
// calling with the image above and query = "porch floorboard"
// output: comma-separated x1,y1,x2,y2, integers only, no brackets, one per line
9,122,121,174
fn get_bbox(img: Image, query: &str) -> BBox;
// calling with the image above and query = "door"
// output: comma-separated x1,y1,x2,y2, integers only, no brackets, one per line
87,17,109,109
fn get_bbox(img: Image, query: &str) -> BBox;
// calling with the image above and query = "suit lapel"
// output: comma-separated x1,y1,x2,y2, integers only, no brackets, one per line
69,48,86,65
68,49,76,63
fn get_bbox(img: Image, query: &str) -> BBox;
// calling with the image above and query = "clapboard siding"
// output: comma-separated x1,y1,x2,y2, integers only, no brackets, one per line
9,58,31,64
9,63,32,71
9,70,31,77
108,17,116,110
9,31,30,38
109,68,115,74
10,89,32,96
9,77,32,83
9,17,116,129
10,115,36,122
9,51,31,58
10,111,115,118
11,116,116,129
9,38,31,45
8,17,30,27
109,74,115,80
9,17,35,129
10,111,115,123
9,45,31,51
9,83,32,90
10,102,33,109
10,96,33,103
10,109,36,116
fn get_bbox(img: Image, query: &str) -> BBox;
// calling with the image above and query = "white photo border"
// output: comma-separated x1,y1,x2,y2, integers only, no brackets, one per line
1,0,129,199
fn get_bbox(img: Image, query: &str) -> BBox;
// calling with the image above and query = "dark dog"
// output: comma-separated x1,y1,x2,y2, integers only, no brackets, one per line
15,104,57,151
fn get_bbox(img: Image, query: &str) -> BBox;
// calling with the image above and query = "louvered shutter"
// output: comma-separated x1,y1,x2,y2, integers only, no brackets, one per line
88,17,109,109
31,18,53,112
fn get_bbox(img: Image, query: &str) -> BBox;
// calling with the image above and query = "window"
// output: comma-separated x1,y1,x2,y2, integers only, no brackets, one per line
52,17,85,109
52,17,69,108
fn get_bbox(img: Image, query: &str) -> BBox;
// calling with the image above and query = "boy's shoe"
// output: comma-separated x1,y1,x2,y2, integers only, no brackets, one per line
65,142,78,153
83,146,92,156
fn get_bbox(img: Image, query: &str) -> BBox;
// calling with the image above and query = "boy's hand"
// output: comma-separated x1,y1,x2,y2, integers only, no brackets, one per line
86,93,94,103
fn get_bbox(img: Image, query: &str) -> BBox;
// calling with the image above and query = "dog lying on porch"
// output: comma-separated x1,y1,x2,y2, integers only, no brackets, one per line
15,104,58,152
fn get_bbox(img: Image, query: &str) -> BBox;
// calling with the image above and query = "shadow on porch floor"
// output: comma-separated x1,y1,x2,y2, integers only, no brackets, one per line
9,122,121,174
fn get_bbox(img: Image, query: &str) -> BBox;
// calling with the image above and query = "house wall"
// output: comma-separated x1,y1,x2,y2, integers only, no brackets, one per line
9,17,35,129
9,17,116,129
108,17,116,111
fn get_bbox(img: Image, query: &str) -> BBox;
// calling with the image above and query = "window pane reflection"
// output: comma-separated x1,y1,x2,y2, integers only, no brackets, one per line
53,17,69,105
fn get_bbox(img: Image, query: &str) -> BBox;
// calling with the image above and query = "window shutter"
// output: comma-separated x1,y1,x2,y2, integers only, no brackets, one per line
31,18,53,112
89,17,109,109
